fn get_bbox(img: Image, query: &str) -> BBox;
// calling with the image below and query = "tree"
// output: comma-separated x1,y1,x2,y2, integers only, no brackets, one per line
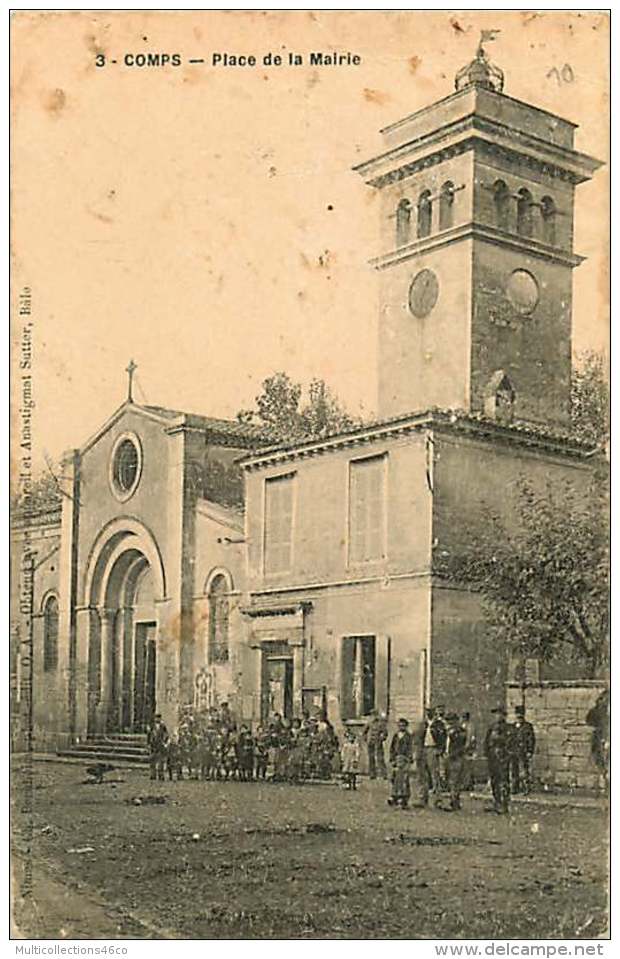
571,350,609,448
442,473,609,679
237,372,362,441
12,466,62,518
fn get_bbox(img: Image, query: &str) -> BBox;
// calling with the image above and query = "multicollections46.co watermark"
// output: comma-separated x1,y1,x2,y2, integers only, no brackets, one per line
15,948,128,956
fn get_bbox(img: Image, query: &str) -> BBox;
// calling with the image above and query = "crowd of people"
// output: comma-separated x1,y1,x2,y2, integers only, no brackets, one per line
146,701,536,815
380,703,536,814
147,703,341,785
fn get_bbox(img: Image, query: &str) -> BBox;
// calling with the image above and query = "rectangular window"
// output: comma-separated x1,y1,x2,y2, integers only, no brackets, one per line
348,454,386,564
341,635,376,720
264,473,294,574
341,635,391,721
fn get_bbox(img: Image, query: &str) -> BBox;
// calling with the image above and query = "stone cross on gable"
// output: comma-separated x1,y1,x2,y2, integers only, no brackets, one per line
125,359,137,403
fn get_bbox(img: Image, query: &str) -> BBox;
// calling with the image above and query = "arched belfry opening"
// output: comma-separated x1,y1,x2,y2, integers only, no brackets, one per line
83,520,166,735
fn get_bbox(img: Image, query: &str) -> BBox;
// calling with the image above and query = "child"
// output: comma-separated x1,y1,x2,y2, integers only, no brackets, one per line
254,725,269,781
388,717,413,809
166,733,183,781
236,724,255,782
340,728,360,791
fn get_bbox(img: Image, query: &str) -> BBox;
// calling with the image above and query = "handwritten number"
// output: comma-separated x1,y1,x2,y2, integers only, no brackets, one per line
547,64,574,85
561,63,574,83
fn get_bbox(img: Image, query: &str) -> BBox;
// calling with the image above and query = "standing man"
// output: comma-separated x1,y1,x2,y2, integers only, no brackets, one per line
434,705,449,788
147,713,169,782
461,711,477,791
363,709,388,779
388,718,414,809
510,705,536,794
444,713,468,810
422,707,447,805
586,688,610,791
484,707,511,814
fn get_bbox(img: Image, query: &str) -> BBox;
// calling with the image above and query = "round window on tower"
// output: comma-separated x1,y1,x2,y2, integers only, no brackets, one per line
506,269,540,316
110,432,142,501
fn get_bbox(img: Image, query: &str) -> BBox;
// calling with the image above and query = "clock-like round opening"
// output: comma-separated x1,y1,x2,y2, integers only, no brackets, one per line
409,268,439,319
110,433,142,501
506,269,539,315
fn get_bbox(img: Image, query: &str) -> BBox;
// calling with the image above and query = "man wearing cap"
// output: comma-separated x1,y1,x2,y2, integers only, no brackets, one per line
422,707,447,805
461,711,477,791
434,705,449,788
484,707,511,814
388,718,413,808
444,713,468,810
363,709,388,780
509,705,536,795
147,713,169,782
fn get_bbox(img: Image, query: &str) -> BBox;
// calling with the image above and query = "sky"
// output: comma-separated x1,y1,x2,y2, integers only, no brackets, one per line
11,10,609,469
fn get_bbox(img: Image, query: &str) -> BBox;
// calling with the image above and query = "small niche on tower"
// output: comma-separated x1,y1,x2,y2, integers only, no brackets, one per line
484,371,516,425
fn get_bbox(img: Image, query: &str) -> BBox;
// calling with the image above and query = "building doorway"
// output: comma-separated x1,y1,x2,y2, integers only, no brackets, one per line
134,622,156,731
262,653,293,721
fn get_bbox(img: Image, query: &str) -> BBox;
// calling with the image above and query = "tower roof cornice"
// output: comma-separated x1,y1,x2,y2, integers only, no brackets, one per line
354,106,602,189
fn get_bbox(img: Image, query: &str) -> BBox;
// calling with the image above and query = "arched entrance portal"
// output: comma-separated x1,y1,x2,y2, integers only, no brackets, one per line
84,520,166,735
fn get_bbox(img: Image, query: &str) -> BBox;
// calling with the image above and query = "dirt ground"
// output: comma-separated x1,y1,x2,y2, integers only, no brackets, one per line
11,759,608,940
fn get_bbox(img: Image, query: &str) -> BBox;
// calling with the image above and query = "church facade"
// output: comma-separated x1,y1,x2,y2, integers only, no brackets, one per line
11,45,602,752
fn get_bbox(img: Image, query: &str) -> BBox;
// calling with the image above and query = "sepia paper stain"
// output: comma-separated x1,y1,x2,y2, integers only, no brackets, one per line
363,88,390,106
449,18,467,35
44,88,66,115
409,56,422,74
86,206,113,225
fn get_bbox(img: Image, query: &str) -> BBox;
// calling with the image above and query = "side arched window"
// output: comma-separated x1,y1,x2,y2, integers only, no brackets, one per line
43,595,59,672
541,196,556,245
439,181,455,231
493,180,510,230
516,187,533,238
417,190,432,239
208,574,229,664
395,199,411,247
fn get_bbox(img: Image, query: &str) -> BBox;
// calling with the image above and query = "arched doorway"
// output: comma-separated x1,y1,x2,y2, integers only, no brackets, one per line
83,520,166,735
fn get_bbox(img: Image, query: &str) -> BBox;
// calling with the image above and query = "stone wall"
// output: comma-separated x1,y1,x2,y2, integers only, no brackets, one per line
506,681,607,790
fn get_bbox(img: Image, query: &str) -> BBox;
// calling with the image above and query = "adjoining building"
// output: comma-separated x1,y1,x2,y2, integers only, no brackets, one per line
11,43,603,754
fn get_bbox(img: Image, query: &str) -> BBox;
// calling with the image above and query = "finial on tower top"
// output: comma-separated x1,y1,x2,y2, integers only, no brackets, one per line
455,29,504,94
125,359,137,403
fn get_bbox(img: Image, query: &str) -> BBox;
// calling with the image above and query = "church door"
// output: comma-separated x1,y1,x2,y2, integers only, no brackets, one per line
134,623,156,732
262,656,293,721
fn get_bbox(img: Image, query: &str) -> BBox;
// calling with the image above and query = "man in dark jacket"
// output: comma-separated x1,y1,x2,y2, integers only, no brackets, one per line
484,707,511,814
422,707,447,804
444,713,468,810
586,688,610,789
363,709,388,779
388,718,414,808
509,705,536,794
147,713,169,781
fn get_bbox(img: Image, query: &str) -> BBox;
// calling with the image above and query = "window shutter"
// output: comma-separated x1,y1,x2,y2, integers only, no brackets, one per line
340,636,356,720
375,634,391,717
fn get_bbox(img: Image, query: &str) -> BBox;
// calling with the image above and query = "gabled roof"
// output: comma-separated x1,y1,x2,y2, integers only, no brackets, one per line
240,407,598,471
79,400,272,455
195,498,244,534
141,404,272,445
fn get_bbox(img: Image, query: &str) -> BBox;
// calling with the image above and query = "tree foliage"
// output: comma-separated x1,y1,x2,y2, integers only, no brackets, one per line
571,350,609,447
442,473,609,679
237,372,363,441
12,467,62,517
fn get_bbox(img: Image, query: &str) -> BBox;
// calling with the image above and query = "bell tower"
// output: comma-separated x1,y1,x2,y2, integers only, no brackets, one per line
355,38,602,426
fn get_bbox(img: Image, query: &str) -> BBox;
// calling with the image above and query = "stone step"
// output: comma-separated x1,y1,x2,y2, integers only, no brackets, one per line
88,736,148,746
69,742,149,757
57,747,149,765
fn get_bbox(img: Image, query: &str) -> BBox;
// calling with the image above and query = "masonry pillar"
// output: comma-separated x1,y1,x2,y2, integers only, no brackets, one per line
73,605,93,744
56,449,80,748
95,607,115,733
120,606,134,731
